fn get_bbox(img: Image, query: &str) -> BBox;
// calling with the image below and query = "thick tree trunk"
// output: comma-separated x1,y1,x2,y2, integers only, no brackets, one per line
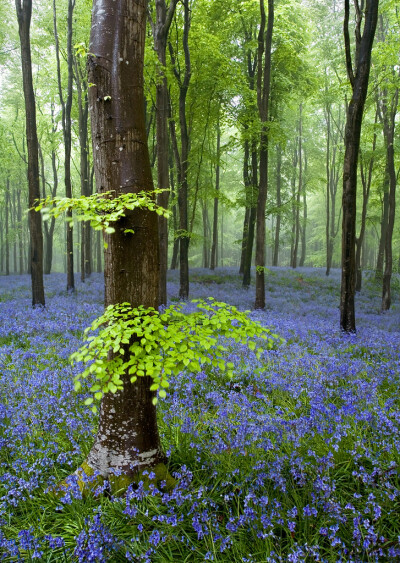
87,0,163,477
340,0,378,332
15,0,45,306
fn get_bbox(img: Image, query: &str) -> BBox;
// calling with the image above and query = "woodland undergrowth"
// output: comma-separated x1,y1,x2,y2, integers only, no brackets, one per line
0,267,399,562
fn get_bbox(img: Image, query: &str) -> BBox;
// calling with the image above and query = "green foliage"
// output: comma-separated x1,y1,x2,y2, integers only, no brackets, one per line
71,298,283,411
33,190,169,235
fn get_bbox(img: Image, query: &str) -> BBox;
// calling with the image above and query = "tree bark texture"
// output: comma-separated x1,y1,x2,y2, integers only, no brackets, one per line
340,0,378,332
15,0,45,306
88,0,163,477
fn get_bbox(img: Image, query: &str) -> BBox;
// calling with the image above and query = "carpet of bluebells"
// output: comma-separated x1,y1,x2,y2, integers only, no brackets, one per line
0,267,399,562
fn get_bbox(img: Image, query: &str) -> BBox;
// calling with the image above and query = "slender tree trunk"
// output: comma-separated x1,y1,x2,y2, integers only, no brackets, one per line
299,154,307,267
291,105,302,268
355,109,377,291
151,0,178,305
255,0,274,309
169,151,179,270
381,88,398,310
87,0,163,476
325,106,332,275
210,120,220,270
53,0,75,291
243,144,258,288
340,0,379,332
169,1,191,300
273,144,281,267
5,180,9,276
96,230,102,273
15,0,45,306
74,53,91,281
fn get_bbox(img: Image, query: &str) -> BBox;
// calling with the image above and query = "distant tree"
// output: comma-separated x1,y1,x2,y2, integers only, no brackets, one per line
340,0,379,332
15,0,45,306
53,0,75,291
255,0,274,309
148,0,179,305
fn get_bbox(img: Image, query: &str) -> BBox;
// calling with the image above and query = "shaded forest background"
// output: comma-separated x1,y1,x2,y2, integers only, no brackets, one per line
0,0,398,302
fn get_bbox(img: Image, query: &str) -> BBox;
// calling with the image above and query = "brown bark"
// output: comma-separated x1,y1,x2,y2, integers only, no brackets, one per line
255,0,274,309
15,0,45,306
87,0,163,477
340,0,379,332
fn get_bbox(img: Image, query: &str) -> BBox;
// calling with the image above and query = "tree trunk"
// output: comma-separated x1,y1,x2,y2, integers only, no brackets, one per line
272,144,281,267
291,105,302,268
53,0,75,291
210,121,220,270
255,0,274,310
87,0,163,477
299,153,307,267
243,143,258,288
340,0,378,332
74,53,91,281
5,179,9,276
355,108,377,291
152,0,178,305
15,0,45,306
381,88,398,311
168,1,191,300
169,152,179,270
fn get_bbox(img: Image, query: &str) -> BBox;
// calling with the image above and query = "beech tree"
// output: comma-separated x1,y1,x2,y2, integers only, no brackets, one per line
340,0,379,332
148,0,179,305
255,0,274,309
15,0,45,306
86,0,163,476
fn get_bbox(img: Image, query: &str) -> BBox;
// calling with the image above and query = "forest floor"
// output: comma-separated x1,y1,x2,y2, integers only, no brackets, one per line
0,267,399,562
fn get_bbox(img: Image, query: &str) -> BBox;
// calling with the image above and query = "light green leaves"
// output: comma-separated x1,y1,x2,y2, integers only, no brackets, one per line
72,298,284,409
32,190,170,235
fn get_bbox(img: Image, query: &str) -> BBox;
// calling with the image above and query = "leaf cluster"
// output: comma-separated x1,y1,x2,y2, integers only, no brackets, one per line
33,190,170,235
71,298,283,412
